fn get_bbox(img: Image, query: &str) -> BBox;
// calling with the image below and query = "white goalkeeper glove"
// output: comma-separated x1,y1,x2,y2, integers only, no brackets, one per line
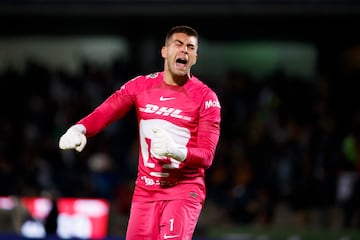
151,128,187,162
59,124,87,152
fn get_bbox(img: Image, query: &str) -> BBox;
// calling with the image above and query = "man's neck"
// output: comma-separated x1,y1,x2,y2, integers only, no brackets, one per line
163,71,190,86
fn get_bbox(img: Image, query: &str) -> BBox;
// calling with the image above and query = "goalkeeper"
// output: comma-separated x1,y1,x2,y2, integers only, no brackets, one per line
59,25,221,240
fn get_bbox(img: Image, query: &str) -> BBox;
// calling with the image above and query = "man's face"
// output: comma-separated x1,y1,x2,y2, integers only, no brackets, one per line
161,32,198,76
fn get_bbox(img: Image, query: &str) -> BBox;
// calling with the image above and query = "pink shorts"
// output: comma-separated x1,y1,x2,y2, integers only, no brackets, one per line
125,199,202,240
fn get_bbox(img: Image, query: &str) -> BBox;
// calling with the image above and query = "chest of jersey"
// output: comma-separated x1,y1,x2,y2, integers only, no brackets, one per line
136,86,200,127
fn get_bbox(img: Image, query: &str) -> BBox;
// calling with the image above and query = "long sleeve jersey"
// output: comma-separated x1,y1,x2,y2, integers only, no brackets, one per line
78,71,221,203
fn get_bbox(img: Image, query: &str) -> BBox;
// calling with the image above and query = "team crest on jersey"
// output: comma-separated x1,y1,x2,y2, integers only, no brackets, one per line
147,72,158,78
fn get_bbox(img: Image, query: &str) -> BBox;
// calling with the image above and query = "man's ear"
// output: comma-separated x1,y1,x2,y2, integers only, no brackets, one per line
161,46,166,58
193,53,198,65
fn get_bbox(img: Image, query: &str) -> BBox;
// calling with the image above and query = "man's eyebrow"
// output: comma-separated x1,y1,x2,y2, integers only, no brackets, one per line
174,39,184,44
175,39,195,46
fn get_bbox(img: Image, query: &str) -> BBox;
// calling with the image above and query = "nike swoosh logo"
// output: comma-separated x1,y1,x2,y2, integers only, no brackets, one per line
160,96,175,101
164,234,179,239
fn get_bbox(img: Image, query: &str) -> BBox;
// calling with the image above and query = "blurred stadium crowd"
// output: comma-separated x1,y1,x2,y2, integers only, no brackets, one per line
1,46,360,236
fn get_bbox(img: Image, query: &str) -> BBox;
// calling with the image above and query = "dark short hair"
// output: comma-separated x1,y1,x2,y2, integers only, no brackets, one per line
165,25,199,44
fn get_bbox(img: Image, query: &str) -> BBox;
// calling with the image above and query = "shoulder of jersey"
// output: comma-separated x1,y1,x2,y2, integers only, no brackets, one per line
190,75,214,92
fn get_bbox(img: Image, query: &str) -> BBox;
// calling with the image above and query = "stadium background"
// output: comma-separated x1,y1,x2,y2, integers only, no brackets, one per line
1,0,360,239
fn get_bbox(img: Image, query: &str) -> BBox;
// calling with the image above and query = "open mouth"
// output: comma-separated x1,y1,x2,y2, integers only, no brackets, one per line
176,58,187,68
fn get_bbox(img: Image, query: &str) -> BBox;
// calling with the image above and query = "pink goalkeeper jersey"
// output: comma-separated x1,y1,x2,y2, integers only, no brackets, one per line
78,71,221,203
